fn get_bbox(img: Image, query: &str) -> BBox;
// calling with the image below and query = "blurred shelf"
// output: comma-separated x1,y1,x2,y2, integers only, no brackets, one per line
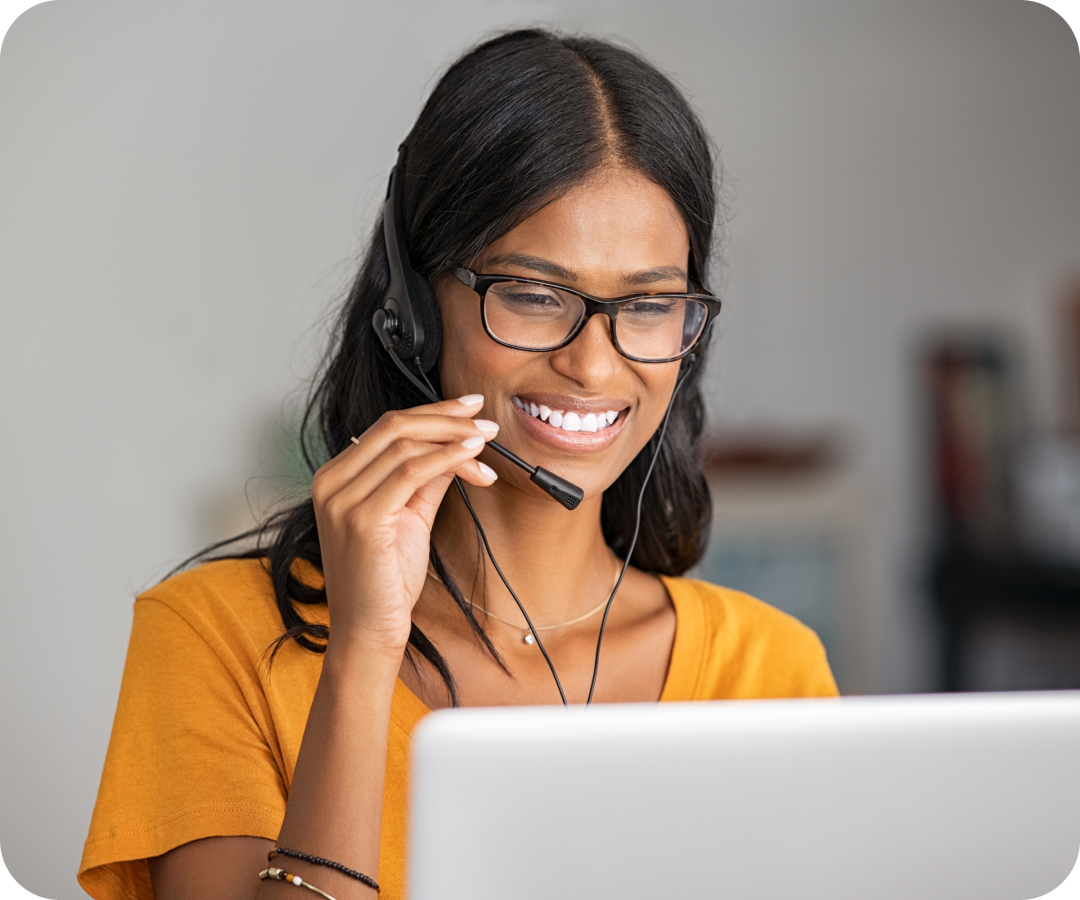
930,550,1080,692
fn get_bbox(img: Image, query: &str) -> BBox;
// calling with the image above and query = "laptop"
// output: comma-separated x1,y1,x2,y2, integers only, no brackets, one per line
409,691,1080,900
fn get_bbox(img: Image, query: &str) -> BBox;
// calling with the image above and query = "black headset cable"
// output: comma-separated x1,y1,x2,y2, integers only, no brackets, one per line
417,367,569,705
585,356,694,703
419,357,694,707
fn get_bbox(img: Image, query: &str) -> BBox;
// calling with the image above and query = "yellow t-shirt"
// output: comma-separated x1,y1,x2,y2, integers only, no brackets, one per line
78,557,838,900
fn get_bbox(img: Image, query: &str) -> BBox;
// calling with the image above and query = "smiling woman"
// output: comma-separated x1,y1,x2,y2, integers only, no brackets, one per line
77,28,837,900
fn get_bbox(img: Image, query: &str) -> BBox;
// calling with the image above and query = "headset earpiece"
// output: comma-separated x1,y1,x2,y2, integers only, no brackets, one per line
412,275,442,373
375,144,442,374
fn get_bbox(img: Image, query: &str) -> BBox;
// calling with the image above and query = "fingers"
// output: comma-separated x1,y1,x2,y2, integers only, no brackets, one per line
318,394,496,490
317,432,496,528
324,431,491,511
312,393,504,530
363,438,498,517
402,457,496,525
456,458,499,487
351,396,493,457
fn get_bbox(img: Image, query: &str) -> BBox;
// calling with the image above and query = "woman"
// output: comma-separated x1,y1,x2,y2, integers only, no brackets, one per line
78,28,837,900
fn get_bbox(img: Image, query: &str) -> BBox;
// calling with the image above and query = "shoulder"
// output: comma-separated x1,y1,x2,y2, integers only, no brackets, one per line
665,576,821,649
139,557,276,629
135,557,325,657
143,556,274,606
661,576,839,701
79,559,305,894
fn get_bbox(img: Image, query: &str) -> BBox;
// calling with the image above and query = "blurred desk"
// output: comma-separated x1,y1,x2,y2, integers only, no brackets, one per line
931,551,1080,691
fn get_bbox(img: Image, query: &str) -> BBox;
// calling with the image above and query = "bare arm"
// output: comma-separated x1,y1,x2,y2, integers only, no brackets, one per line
148,396,498,900
149,837,273,900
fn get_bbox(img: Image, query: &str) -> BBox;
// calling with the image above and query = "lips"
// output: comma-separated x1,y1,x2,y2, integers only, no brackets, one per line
512,396,621,434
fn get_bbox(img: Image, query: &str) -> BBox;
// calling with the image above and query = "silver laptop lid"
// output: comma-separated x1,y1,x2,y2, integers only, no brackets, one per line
409,692,1080,900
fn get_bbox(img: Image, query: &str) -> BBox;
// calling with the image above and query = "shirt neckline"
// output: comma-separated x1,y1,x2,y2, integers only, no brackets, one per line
391,574,703,726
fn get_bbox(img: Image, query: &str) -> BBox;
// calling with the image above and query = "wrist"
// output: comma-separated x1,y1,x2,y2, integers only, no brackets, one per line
323,631,408,677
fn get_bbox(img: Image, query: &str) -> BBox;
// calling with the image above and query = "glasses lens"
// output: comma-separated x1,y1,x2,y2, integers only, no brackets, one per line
614,297,708,361
484,281,585,350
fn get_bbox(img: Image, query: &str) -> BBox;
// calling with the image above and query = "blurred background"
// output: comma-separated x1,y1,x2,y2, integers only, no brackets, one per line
1,0,1078,896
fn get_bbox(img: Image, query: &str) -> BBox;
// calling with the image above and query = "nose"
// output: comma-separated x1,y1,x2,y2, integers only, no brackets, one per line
547,312,622,387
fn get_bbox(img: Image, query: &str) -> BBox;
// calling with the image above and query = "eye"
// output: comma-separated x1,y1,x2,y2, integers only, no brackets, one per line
488,282,575,318
502,289,563,308
620,298,680,319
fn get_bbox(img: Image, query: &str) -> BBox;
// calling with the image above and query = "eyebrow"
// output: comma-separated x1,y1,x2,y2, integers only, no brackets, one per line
485,254,577,282
624,265,689,287
484,253,688,288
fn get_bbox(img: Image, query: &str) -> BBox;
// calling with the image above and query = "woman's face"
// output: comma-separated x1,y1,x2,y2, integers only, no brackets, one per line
436,166,690,501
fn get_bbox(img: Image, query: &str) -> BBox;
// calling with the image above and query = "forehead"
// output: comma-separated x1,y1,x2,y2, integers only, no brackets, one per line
476,167,689,289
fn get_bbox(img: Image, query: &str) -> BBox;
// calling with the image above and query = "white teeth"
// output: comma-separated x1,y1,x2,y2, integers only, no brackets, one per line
515,397,621,434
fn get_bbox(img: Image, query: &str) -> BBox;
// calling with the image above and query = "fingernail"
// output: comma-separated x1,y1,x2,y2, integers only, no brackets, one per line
462,435,485,450
474,419,499,436
477,462,497,481
457,394,484,406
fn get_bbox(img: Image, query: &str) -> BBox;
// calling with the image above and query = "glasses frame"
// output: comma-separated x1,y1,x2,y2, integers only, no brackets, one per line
454,267,722,364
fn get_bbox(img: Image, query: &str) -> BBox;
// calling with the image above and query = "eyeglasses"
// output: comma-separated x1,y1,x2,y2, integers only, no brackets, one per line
454,267,721,363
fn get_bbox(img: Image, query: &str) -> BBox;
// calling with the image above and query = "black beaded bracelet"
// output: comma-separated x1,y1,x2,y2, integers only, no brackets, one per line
269,848,380,893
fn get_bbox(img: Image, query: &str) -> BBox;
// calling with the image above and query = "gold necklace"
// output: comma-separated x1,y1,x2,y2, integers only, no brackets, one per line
426,562,622,645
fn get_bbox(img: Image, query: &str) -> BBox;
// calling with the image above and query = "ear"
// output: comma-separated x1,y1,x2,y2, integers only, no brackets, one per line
413,273,442,374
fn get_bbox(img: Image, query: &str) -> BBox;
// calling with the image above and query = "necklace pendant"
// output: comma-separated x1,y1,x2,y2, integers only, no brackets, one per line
524,632,535,645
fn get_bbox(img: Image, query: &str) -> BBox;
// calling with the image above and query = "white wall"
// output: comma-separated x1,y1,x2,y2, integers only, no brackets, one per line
1,1,1078,896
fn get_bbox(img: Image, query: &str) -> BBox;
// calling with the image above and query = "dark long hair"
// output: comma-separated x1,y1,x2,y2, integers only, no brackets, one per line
216,28,720,702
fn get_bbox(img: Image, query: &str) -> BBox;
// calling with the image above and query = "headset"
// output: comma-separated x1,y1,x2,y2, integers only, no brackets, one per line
372,143,702,705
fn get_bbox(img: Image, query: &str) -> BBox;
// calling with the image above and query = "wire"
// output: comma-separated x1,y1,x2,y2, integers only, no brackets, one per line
452,478,569,705
417,367,568,704
586,357,695,703
418,358,694,707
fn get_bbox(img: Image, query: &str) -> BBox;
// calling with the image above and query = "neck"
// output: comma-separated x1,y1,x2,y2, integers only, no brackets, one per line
429,473,618,624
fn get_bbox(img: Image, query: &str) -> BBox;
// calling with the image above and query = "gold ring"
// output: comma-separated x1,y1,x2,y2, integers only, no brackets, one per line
350,436,361,445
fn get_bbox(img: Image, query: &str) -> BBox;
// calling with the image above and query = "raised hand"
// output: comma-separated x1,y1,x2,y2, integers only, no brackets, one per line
310,394,498,654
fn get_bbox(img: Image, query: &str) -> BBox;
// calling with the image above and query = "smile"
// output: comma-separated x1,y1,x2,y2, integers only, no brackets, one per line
512,396,621,433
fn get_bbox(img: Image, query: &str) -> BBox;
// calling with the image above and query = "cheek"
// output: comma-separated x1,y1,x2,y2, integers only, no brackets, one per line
599,362,681,489
636,363,682,428
435,304,466,395
435,295,508,397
